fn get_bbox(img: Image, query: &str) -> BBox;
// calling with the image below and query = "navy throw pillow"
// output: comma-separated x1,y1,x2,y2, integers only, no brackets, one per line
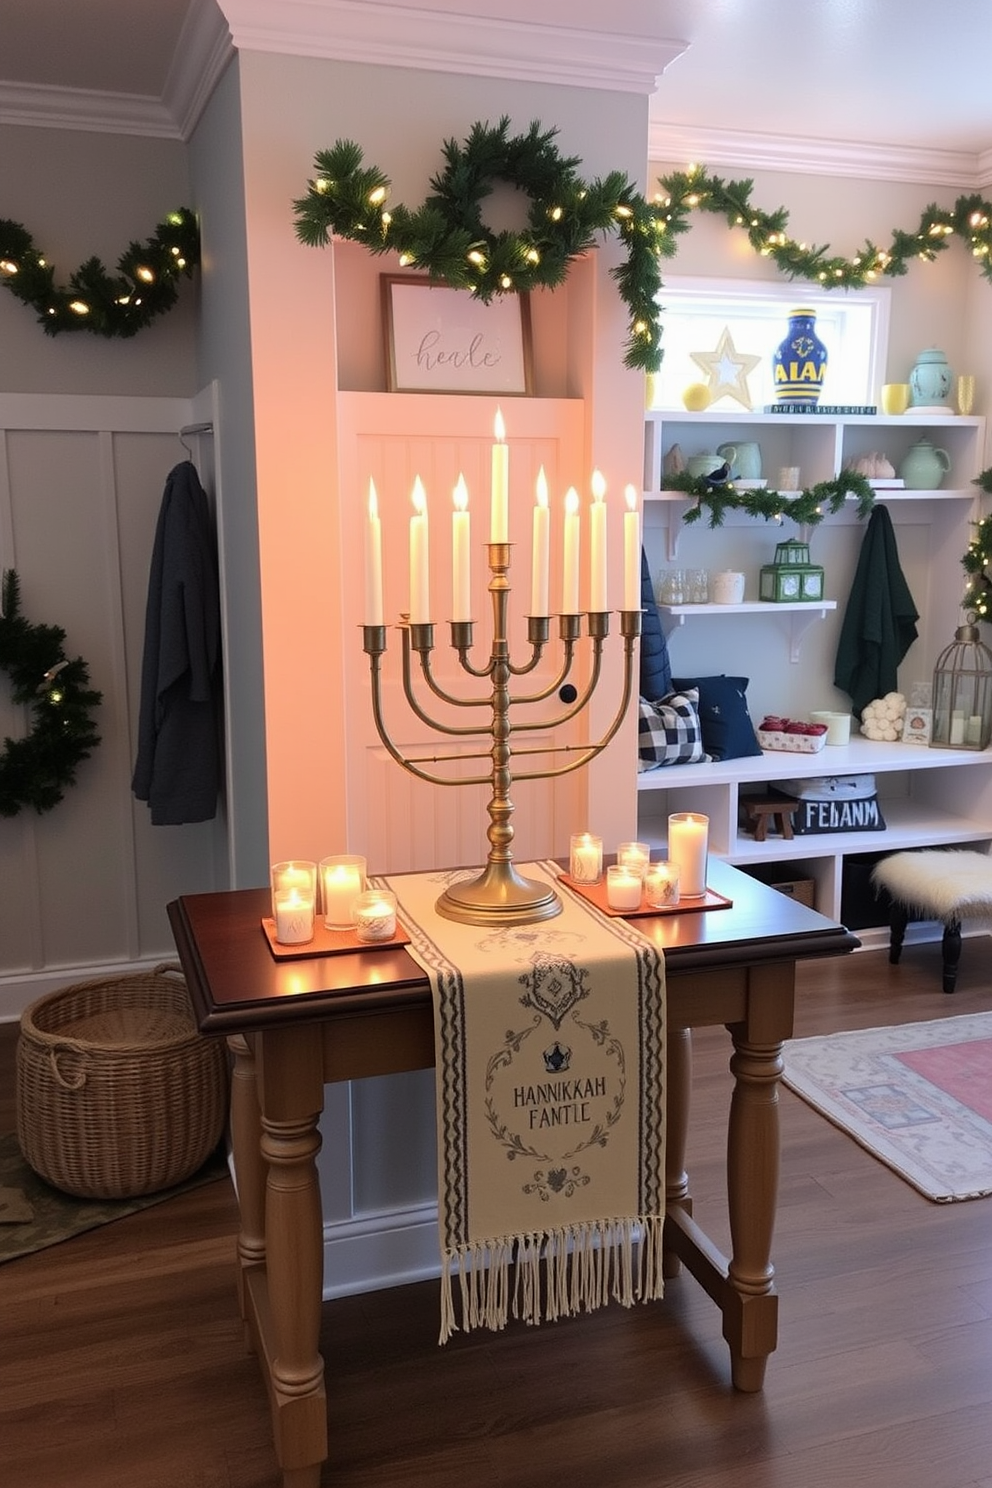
672,675,763,761
639,547,672,701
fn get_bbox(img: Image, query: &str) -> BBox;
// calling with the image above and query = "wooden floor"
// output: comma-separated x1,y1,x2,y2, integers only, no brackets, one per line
2,941,992,1488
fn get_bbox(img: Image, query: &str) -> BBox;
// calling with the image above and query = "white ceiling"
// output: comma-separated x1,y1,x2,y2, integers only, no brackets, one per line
3,0,992,184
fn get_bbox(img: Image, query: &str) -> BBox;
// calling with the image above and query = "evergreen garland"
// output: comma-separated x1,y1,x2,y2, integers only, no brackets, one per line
0,208,199,338
0,570,102,817
662,470,875,528
963,469,992,623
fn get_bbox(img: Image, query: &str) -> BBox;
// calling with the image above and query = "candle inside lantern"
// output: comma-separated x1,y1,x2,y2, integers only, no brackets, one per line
365,478,384,626
617,840,651,879
409,476,430,624
320,855,367,929
452,474,471,622
966,713,983,744
645,860,680,909
589,469,607,612
491,408,508,543
569,832,603,883
531,466,550,617
667,813,709,898
606,864,642,911
562,488,580,613
273,887,315,945
353,889,398,943
623,484,641,610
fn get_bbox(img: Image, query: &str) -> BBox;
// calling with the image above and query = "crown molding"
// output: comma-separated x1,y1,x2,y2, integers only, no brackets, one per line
163,0,235,140
220,0,686,94
0,80,179,138
648,119,990,191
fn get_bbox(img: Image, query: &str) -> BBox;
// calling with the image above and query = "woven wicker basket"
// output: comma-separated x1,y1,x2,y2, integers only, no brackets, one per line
16,963,229,1200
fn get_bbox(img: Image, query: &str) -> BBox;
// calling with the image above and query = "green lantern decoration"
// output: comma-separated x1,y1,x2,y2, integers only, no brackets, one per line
759,539,825,603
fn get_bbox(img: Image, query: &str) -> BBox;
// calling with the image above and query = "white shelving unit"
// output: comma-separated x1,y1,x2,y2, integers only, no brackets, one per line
638,407,991,937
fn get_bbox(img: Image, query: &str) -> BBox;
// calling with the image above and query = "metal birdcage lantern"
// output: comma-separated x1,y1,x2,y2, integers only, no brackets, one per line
930,618,992,751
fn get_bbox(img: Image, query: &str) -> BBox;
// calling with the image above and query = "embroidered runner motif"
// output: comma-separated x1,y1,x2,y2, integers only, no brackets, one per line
380,861,666,1340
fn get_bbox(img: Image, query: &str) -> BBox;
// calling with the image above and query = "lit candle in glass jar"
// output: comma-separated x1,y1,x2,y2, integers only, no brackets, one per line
273,887,315,944
617,841,651,879
320,855,367,929
606,864,642,911
667,813,708,898
645,860,680,909
569,832,603,883
353,890,398,943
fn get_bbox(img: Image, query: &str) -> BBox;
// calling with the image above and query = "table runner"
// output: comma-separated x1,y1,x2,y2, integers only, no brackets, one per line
380,860,666,1341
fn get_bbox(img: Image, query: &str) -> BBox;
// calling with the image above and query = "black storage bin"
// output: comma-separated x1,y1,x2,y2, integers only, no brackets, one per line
840,852,895,930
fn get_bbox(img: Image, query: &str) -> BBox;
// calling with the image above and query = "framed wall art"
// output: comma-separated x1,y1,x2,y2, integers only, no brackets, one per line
381,275,533,395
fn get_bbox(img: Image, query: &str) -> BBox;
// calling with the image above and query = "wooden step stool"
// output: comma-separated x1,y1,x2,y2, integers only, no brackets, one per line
743,797,797,842
870,849,992,993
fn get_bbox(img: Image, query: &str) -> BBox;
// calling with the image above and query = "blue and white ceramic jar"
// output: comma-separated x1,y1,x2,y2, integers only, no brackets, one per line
772,308,828,406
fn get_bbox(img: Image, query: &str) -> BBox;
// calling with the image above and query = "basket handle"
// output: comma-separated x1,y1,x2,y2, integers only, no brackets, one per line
155,961,185,980
48,1045,88,1090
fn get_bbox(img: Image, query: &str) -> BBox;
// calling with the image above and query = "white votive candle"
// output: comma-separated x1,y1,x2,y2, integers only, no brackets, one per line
966,714,983,745
667,812,709,898
273,887,315,945
950,711,966,745
270,860,317,919
353,890,397,943
606,865,643,911
569,832,603,883
320,855,367,929
617,841,651,879
645,861,680,909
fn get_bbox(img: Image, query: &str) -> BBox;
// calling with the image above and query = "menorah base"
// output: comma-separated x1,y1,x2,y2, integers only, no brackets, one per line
434,861,562,926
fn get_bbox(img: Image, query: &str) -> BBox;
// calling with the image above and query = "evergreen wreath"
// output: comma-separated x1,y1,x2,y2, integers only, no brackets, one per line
0,570,102,817
962,469,992,624
0,208,199,338
293,118,664,371
663,470,875,529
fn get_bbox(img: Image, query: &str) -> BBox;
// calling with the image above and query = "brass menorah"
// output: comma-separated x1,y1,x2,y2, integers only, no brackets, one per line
362,540,641,927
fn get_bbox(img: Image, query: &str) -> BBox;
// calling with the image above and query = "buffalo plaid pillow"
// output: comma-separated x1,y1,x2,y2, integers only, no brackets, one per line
638,689,707,770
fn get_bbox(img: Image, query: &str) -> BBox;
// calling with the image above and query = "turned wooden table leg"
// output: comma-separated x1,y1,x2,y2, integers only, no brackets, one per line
664,1026,692,1279
228,1033,266,1339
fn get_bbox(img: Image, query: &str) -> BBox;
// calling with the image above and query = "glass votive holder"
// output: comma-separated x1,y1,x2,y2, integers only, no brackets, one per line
667,812,709,899
645,860,680,909
353,889,398,943
319,854,367,929
606,864,643,912
569,832,603,883
617,840,651,879
270,860,317,920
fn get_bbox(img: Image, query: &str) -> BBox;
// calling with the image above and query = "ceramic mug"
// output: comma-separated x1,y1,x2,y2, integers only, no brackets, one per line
718,441,761,480
687,451,732,481
881,383,911,415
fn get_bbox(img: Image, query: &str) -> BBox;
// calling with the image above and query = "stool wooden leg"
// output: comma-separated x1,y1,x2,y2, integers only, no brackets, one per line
888,903,909,965
941,918,962,993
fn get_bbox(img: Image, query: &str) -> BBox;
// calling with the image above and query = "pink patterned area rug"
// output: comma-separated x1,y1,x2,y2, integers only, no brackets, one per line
782,1013,992,1202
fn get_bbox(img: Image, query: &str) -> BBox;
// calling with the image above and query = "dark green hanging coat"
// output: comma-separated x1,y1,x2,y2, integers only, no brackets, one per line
833,504,919,718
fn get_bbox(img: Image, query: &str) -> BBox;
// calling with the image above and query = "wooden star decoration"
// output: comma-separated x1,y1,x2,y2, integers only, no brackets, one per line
689,327,761,410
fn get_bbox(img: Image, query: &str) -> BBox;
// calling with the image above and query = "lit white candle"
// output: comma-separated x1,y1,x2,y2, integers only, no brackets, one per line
623,484,641,610
645,861,680,908
320,857,366,929
274,887,315,945
617,840,651,879
353,890,398,943
531,466,550,617
606,865,643,911
569,832,603,883
589,469,607,611
667,812,709,898
364,478,384,626
452,474,471,621
409,476,430,624
562,487,580,613
491,408,508,543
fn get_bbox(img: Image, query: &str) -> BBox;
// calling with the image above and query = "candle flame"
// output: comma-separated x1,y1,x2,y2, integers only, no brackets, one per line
453,474,469,512
536,465,549,509
411,475,427,516
368,477,378,519
494,407,505,442
624,483,638,512
565,488,580,516
591,469,606,503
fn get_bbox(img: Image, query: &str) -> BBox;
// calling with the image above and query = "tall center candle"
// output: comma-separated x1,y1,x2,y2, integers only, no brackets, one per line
562,488,580,613
667,812,709,898
364,478,384,626
451,474,471,621
491,408,508,543
589,469,607,611
531,466,550,616
623,484,640,610
409,476,430,624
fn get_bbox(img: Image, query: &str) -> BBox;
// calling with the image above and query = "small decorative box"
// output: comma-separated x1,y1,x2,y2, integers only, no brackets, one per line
757,716,828,754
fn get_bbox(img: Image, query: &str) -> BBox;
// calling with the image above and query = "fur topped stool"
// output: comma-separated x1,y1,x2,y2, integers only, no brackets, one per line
871,850,992,993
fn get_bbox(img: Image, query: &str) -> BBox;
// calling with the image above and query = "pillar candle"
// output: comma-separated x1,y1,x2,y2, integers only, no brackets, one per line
364,478,384,626
562,488,580,613
273,887,315,945
623,484,640,610
409,476,430,624
531,466,550,616
589,469,607,611
667,813,709,898
320,857,367,929
452,474,471,621
491,408,508,542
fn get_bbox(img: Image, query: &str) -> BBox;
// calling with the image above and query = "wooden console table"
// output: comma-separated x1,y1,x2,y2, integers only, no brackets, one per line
168,859,856,1488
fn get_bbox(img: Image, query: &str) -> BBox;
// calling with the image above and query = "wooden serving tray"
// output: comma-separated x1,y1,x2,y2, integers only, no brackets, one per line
261,917,410,960
559,876,732,918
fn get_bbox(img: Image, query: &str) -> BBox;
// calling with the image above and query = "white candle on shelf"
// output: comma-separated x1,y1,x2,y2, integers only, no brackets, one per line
623,484,641,610
950,710,965,745
966,714,983,744
452,474,471,622
569,832,603,883
562,488,580,613
491,408,508,543
364,478,384,626
606,864,643,911
409,476,430,624
531,466,550,617
667,813,709,898
273,887,315,945
589,469,607,611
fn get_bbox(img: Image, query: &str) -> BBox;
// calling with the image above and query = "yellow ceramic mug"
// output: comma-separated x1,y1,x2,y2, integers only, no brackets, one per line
881,382,911,415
